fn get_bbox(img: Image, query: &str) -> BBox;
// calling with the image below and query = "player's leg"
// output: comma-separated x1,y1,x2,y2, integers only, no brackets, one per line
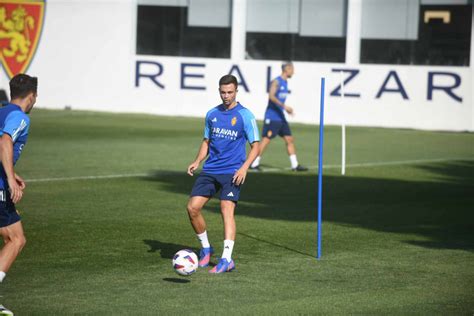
0,197,23,315
284,135,296,155
186,196,210,235
0,220,26,292
281,122,308,171
209,200,237,274
0,196,25,282
210,176,238,273
0,221,26,276
187,196,215,267
188,173,218,267
221,200,236,242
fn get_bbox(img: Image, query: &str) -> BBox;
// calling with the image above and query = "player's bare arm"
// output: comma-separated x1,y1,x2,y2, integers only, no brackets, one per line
187,139,210,176
233,141,260,185
0,135,23,203
268,80,282,106
269,80,293,115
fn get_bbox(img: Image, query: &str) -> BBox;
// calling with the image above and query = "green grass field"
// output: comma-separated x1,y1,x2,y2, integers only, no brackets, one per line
4,109,474,314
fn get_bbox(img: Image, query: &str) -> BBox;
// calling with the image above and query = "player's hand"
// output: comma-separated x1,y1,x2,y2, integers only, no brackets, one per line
285,105,294,115
7,176,23,204
233,167,248,186
187,161,200,176
15,173,26,190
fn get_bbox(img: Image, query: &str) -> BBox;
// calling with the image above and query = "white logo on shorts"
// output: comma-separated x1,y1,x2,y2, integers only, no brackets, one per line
227,192,234,197
265,119,271,124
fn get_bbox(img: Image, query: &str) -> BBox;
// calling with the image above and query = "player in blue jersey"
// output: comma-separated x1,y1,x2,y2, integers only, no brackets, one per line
250,62,307,172
186,75,260,274
0,74,37,315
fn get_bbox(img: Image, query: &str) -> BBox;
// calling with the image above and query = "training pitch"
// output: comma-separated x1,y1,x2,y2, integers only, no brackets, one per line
5,109,474,314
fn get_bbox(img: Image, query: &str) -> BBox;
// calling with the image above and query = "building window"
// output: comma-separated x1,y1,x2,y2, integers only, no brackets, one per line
361,2,471,66
136,1,231,58
245,0,347,62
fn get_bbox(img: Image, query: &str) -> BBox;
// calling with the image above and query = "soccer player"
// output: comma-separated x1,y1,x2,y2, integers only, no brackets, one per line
186,75,260,274
0,74,37,315
250,61,307,172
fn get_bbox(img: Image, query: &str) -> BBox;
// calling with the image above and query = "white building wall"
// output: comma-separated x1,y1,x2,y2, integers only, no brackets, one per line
2,0,472,131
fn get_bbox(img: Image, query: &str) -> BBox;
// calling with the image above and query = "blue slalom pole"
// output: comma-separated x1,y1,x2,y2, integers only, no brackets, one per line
317,78,325,260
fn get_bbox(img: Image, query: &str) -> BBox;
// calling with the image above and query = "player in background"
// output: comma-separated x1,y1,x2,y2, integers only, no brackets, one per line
250,61,308,172
186,75,260,274
0,74,37,315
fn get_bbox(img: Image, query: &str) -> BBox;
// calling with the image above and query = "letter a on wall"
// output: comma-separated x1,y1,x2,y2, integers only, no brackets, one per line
0,0,46,79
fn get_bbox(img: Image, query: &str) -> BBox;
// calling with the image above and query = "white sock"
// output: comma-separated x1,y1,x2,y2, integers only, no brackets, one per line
251,156,261,168
0,271,6,282
222,239,235,261
289,154,298,169
197,231,210,248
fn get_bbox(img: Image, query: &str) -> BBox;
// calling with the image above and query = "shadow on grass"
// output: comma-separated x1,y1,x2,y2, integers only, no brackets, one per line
144,160,474,252
143,239,197,259
162,278,191,284
238,232,314,258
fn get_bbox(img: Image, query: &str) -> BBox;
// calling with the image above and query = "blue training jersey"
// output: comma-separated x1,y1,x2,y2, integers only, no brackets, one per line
0,103,30,190
202,103,260,174
264,76,289,122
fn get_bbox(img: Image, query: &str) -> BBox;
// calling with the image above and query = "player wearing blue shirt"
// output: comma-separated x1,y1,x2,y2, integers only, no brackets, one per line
186,75,260,274
0,74,37,315
250,62,307,172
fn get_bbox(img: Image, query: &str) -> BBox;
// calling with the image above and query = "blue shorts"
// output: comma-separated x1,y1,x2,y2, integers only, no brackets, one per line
0,189,21,228
190,173,241,201
262,119,292,139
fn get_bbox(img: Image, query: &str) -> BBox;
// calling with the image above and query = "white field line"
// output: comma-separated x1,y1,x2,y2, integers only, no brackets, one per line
262,157,473,172
26,173,148,183
24,157,473,183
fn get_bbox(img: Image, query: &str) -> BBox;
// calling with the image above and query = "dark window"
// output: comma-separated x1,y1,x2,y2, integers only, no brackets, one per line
136,5,231,58
246,33,346,62
361,5,471,66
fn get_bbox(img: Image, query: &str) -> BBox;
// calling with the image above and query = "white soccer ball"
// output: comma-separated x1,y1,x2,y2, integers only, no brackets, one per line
172,249,198,276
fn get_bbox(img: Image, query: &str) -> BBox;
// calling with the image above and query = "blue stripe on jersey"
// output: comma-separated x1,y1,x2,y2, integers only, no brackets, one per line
202,103,260,174
5,112,28,142
238,108,260,144
264,76,288,122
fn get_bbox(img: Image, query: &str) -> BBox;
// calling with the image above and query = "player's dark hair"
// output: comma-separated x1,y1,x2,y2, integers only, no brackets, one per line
282,61,293,71
9,74,38,99
219,75,238,88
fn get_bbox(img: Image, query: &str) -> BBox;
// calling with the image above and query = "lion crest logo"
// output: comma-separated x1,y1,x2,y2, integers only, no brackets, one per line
0,0,45,79
231,116,237,126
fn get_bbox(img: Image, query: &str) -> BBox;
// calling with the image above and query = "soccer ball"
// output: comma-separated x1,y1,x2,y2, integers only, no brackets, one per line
172,249,198,276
